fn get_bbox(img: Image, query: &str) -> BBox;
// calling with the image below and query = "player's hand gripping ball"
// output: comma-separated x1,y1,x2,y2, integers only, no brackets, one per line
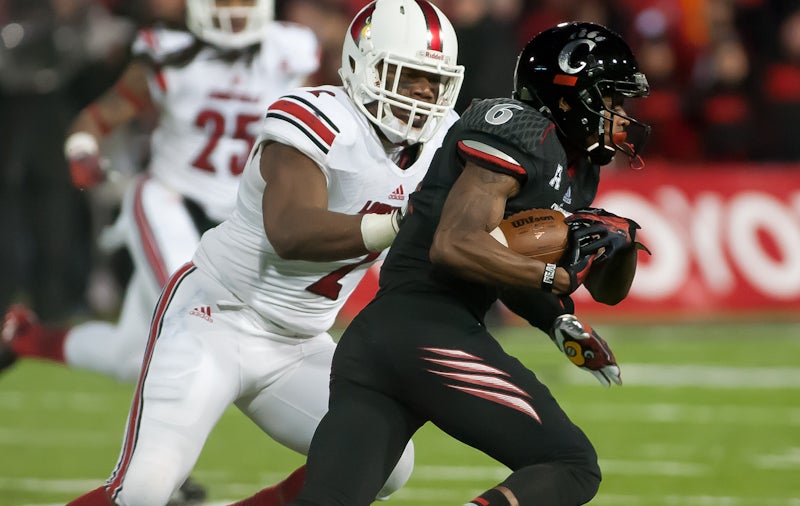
489,208,569,263
565,208,650,305
550,314,622,387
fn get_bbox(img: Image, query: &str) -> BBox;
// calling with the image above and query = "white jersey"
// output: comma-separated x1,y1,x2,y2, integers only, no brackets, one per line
194,85,459,338
132,24,318,222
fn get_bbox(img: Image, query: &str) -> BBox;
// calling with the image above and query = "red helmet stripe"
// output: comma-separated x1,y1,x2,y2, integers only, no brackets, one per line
350,3,376,43
415,0,442,51
553,74,578,86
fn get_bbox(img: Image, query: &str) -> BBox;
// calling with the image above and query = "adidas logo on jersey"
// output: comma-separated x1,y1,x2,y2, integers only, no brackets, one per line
562,186,572,205
190,306,213,323
389,185,405,201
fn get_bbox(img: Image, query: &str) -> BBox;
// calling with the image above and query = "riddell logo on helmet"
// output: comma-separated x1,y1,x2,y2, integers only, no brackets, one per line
418,50,448,63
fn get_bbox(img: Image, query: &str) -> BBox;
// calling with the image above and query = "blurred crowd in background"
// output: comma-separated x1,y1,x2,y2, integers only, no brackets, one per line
1,0,799,323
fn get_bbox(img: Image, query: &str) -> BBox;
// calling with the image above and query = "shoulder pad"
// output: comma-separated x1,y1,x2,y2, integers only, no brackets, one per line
262,86,356,165
460,98,558,159
132,28,196,64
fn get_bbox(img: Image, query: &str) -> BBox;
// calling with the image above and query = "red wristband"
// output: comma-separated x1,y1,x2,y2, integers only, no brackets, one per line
114,81,150,112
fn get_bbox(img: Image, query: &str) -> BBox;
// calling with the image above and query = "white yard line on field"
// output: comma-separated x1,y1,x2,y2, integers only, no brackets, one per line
565,401,800,427
10,472,800,506
565,364,800,389
591,494,800,506
21,499,800,506
0,460,709,496
0,427,114,446
0,391,122,411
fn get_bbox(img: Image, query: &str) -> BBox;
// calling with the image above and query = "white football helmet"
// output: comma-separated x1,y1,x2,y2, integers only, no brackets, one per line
340,0,464,144
186,0,274,49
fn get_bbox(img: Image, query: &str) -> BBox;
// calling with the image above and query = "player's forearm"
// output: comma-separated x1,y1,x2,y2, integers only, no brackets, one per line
68,111,105,139
498,288,574,331
430,229,572,292
266,210,371,262
69,92,142,139
68,62,152,140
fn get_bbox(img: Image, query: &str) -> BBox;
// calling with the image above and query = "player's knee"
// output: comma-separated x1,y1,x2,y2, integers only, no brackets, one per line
502,443,601,505
560,445,602,504
376,439,415,500
572,454,602,503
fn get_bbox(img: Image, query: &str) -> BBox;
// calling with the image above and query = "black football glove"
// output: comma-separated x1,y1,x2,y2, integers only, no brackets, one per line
565,207,644,262
559,248,597,295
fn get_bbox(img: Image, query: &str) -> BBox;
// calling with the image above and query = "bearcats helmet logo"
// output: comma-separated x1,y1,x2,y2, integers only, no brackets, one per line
557,29,606,75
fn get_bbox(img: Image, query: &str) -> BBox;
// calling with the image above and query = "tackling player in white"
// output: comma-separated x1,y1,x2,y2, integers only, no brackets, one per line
63,1,463,505
1,0,317,503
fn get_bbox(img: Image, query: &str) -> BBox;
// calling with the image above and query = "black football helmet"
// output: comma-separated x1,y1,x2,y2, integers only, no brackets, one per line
514,22,651,167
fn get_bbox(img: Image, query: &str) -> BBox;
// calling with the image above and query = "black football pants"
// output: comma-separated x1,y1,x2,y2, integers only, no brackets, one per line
292,292,601,506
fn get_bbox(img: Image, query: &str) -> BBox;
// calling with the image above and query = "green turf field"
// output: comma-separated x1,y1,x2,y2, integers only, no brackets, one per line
2,322,799,506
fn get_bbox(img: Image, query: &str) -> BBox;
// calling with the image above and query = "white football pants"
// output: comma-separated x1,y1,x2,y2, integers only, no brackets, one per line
64,176,204,381
104,263,414,506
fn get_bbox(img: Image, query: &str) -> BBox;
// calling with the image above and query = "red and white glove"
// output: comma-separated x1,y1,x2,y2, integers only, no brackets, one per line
549,314,622,387
558,248,597,295
64,132,106,190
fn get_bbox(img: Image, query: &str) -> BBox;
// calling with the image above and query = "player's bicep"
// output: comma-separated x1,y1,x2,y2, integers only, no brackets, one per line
431,161,519,263
260,141,328,247
440,162,519,233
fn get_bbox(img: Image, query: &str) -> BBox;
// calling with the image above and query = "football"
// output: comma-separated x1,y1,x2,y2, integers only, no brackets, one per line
489,208,569,264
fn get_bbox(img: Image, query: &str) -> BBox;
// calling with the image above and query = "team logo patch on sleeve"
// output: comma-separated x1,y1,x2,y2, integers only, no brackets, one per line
266,95,340,154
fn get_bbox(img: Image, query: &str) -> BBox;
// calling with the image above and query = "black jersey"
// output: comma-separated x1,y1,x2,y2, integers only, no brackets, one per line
379,98,600,319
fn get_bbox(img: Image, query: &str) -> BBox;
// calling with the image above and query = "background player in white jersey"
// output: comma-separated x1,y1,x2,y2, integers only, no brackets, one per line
64,1,464,505
0,0,317,503
0,0,317,381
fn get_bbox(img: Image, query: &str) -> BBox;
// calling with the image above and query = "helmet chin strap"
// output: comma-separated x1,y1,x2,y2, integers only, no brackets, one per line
586,136,645,169
585,112,615,165
586,142,615,165
584,105,647,169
